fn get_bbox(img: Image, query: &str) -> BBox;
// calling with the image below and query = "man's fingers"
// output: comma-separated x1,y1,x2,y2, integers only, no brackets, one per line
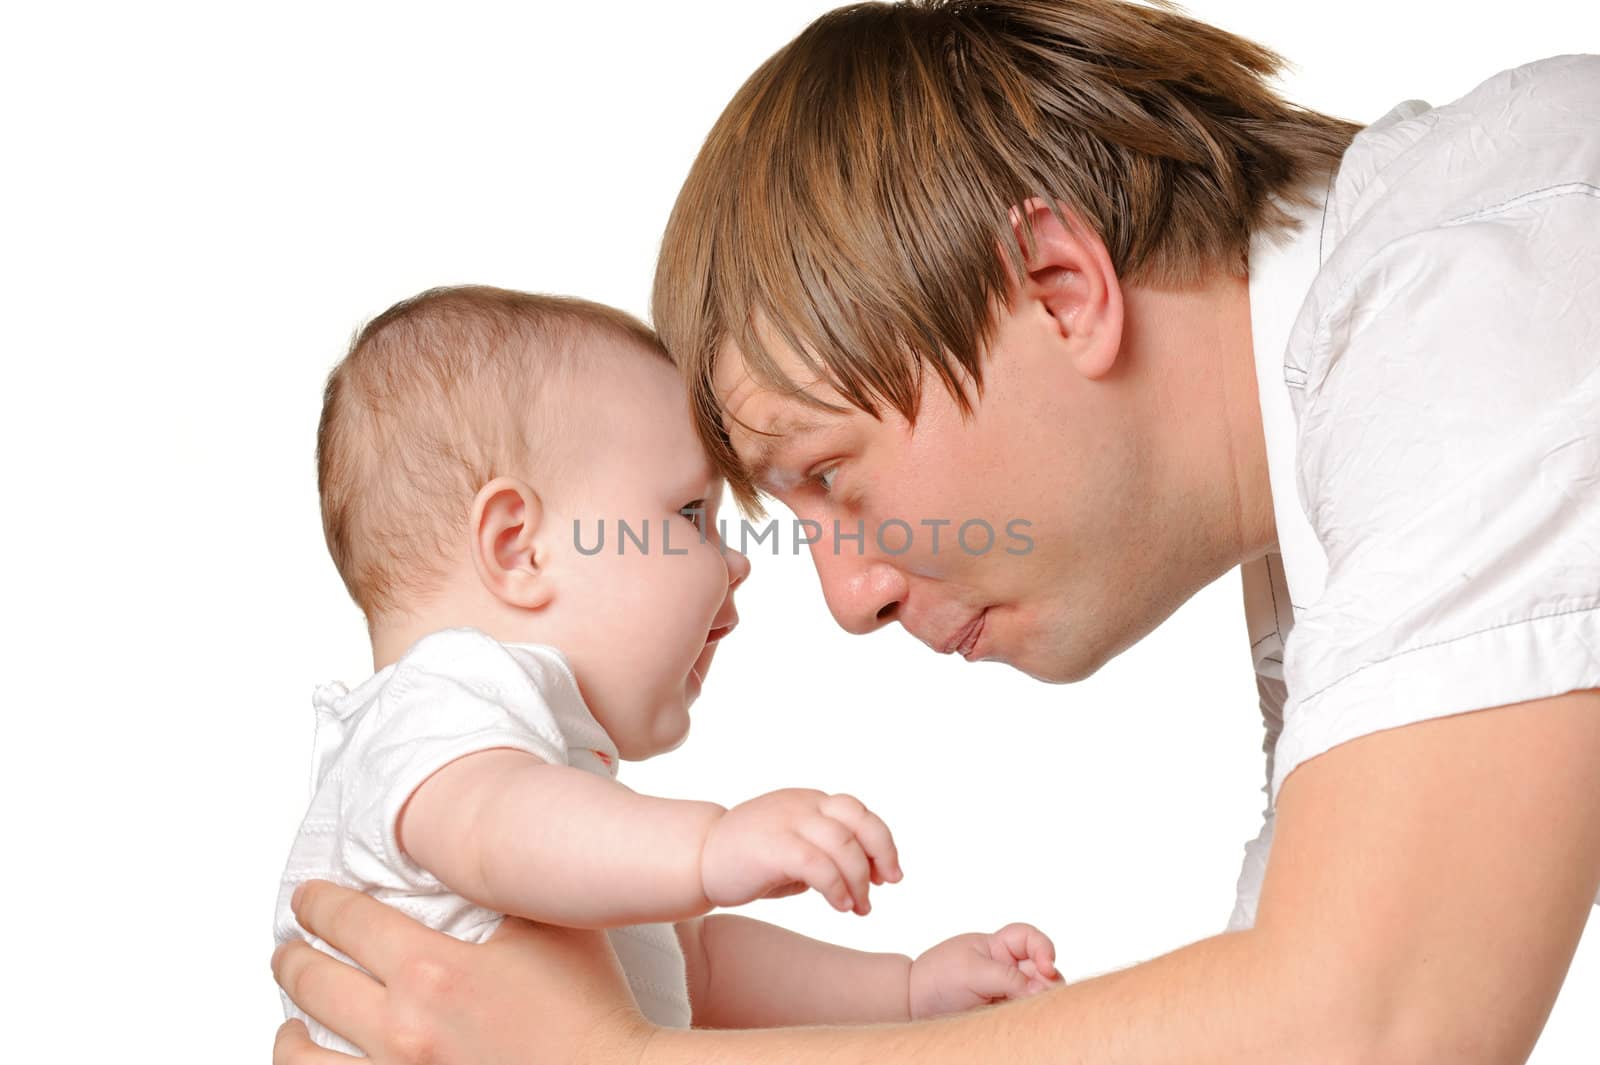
821,794,902,882
291,879,444,982
271,940,386,1052
273,1019,363,1065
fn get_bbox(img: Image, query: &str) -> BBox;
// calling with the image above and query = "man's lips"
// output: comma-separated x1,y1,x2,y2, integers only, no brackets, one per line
940,610,988,658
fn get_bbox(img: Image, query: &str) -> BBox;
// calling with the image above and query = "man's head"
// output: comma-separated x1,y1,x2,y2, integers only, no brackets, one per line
652,0,1359,681
318,286,748,758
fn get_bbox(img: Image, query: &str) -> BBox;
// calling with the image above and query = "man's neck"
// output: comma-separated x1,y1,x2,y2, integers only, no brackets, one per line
1221,269,1279,564
1129,268,1277,572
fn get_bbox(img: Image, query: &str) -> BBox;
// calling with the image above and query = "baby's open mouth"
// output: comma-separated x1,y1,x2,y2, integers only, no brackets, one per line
706,621,737,644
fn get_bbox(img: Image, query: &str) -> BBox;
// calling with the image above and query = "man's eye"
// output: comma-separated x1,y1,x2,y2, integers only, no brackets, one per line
679,500,707,530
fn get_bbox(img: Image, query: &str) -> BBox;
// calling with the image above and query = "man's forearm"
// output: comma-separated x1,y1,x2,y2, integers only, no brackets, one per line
693,913,911,1028
647,928,1361,1065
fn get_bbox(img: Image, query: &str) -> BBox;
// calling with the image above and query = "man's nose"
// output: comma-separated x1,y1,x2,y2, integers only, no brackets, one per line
807,534,906,635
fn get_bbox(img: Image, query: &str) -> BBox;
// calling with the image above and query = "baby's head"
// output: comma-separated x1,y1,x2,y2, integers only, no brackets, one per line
317,285,749,759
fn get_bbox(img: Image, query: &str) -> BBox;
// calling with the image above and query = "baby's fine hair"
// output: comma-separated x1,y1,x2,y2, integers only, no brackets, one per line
316,285,668,621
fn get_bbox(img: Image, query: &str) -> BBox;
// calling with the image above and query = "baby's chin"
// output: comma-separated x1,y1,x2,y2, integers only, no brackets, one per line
654,721,693,757
618,697,694,761
664,689,696,738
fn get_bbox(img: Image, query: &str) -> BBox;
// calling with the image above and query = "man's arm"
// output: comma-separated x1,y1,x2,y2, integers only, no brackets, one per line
1253,688,1600,1064
637,688,1600,1065
277,689,1600,1065
400,748,725,928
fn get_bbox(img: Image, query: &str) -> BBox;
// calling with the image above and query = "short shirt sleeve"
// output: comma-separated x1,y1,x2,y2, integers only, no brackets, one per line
326,629,573,893
1271,193,1600,822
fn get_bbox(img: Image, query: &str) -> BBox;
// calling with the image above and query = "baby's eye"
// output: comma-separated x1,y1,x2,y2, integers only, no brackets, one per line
679,500,708,531
812,465,839,495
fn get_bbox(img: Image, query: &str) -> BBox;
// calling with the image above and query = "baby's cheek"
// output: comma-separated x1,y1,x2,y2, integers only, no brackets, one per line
664,542,732,614
702,540,739,593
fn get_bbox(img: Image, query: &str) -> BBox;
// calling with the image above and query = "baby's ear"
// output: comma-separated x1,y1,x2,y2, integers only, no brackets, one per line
469,476,555,610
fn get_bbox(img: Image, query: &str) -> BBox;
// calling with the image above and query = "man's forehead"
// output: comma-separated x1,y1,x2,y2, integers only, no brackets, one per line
714,343,833,442
711,375,824,493
710,330,862,492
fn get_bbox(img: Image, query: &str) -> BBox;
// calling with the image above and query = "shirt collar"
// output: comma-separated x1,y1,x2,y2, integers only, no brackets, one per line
1247,178,1333,614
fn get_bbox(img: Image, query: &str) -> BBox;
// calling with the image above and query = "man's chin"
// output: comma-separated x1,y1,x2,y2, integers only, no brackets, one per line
1005,639,1110,685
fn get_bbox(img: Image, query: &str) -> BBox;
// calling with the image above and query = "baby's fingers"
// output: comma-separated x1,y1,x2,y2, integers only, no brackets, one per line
1018,959,1058,993
820,793,902,883
799,816,873,914
991,922,1059,981
786,838,855,913
964,955,1034,1004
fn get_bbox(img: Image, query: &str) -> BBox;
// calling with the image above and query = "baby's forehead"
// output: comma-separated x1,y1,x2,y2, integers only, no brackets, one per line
568,342,688,418
560,344,715,476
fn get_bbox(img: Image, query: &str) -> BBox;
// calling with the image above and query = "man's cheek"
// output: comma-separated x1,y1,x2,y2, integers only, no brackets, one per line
795,518,823,552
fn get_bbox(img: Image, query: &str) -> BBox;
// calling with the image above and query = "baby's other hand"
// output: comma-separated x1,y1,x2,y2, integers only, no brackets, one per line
700,789,902,914
908,923,1063,1019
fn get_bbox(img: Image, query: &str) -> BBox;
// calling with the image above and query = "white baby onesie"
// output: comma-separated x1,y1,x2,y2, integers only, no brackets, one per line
273,627,692,1054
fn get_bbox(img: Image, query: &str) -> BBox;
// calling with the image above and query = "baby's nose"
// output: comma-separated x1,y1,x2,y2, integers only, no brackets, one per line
725,544,752,589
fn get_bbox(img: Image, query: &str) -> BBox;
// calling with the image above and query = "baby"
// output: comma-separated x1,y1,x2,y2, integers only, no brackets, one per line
274,285,1060,1052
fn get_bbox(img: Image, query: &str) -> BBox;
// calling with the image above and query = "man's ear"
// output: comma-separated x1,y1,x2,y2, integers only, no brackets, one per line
469,476,555,610
1007,198,1123,380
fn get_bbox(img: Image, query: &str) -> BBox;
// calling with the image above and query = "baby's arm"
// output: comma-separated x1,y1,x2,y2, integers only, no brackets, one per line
677,913,912,1027
398,749,900,930
677,914,1063,1028
399,748,724,928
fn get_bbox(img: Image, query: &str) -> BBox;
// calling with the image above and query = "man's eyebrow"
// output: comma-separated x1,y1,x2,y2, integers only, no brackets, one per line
745,417,826,492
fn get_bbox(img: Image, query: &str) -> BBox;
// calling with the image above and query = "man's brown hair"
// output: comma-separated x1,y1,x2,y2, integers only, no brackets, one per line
317,285,665,621
652,0,1362,510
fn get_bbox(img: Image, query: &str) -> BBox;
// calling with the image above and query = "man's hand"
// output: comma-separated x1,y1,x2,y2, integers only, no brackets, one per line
272,880,652,1064
700,789,903,914
909,924,1063,1019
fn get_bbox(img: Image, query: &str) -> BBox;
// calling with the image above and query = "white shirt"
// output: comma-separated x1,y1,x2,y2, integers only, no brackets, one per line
274,628,692,1053
1230,54,1600,931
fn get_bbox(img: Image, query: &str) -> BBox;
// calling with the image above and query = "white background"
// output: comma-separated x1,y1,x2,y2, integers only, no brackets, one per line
3,1,1596,1060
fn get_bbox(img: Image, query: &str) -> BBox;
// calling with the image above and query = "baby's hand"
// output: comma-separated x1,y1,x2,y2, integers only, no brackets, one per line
699,789,902,914
908,923,1063,1019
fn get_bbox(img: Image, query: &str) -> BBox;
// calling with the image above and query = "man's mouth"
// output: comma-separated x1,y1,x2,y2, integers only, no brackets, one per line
941,610,988,659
